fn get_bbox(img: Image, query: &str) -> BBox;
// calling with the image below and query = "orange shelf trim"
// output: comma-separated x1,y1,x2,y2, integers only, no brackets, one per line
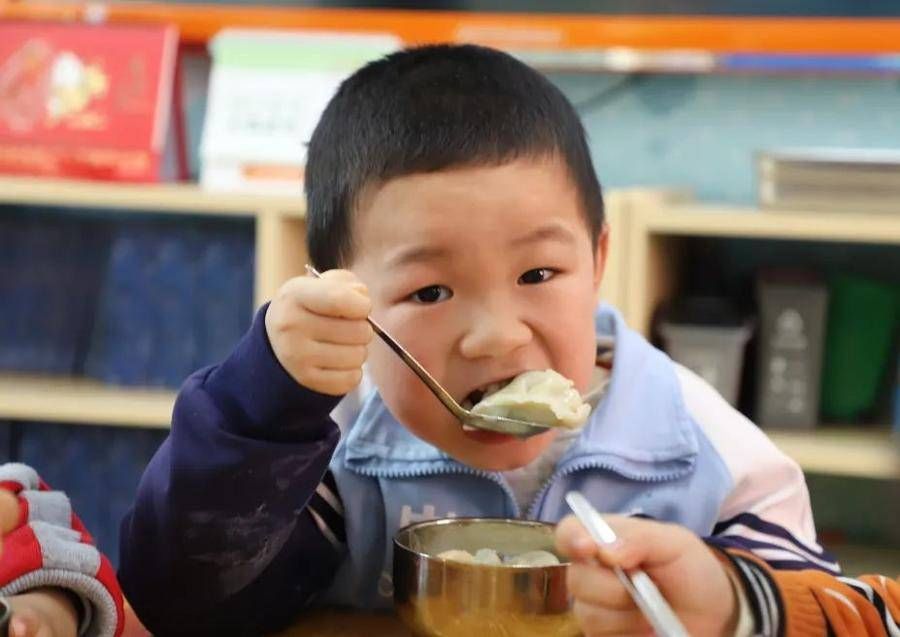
4,1,900,54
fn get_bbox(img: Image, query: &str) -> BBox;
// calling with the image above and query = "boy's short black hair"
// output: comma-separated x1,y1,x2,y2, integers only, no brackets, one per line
306,44,604,270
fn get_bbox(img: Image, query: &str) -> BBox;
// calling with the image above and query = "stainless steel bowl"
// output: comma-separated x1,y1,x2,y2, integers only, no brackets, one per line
393,518,578,637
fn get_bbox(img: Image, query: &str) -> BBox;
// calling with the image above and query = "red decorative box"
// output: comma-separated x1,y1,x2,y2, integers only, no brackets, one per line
0,22,180,182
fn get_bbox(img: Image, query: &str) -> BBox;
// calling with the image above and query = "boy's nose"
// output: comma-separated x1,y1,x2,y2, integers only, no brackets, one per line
458,305,532,360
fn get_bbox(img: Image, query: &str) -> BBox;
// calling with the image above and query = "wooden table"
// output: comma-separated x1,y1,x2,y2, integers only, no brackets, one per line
273,609,413,636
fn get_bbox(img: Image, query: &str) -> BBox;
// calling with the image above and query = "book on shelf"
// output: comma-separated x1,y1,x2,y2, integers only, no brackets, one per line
0,211,254,388
84,220,254,388
199,28,399,194
0,21,186,182
0,212,109,376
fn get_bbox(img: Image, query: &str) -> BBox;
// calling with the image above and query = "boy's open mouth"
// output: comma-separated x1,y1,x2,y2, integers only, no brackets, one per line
460,376,517,410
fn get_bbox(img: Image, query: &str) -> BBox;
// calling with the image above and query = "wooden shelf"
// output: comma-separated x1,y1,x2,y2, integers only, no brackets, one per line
1,370,895,481
622,192,900,335
0,176,305,217
0,373,175,428
768,428,899,480
642,203,900,245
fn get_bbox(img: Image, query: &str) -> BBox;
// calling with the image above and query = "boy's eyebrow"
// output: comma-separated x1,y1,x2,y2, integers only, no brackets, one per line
386,223,576,267
385,245,450,268
509,223,577,247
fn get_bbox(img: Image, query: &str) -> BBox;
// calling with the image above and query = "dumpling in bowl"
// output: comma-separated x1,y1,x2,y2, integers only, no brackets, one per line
437,548,502,565
471,369,590,429
437,548,562,567
473,548,503,565
505,550,560,567
436,549,476,564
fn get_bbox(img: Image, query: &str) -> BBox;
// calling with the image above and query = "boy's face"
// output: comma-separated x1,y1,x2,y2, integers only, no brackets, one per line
350,156,608,471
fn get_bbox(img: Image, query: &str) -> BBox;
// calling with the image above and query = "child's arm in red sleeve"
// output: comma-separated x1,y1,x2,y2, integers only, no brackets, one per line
0,463,124,637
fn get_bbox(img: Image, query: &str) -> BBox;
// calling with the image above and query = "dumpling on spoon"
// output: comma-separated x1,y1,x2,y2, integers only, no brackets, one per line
471,369,590,430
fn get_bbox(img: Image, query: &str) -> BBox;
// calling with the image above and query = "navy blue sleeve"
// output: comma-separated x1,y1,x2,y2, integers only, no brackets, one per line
118,304,345,636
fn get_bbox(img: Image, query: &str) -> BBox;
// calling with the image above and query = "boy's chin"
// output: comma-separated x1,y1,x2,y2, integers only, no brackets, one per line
463,456,535,471
452,436,553,472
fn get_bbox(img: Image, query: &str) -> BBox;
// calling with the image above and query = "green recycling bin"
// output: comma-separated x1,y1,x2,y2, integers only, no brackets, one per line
820,274,900,421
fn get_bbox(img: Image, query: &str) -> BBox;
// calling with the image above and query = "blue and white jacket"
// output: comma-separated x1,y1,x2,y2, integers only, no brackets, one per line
119,304,836,635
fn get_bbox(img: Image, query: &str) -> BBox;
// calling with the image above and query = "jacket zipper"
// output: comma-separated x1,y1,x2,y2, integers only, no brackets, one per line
526,459,692,519
350,456,691,521
350,462,523,517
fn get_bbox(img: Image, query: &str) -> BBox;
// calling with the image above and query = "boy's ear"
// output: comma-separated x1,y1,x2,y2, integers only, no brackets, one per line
592,223,610,292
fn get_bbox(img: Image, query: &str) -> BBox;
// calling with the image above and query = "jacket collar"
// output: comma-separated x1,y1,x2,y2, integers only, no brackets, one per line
342,304,697,481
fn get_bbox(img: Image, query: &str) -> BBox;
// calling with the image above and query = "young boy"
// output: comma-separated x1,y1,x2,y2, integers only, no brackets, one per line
0,463,124,637
119,44,834,635
556,514,900,636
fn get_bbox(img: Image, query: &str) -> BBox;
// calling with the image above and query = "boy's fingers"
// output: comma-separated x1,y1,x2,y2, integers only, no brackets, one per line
302,368,363,396
313,269,371,306
566,562,634,610
279,275,371,320
555,516,599,561
557,514,692,572
300,312,373,346
316,268,363,285
556,516,621,568
572,600,649,636
599,516,692,571
298,341,368,371
304,284,371,320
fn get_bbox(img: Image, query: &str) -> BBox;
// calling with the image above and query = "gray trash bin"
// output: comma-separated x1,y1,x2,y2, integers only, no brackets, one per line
755,271,828,429
658,297,752,407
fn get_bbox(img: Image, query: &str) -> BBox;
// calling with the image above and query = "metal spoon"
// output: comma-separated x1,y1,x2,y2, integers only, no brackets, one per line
305,265,600,438
565,492,691,637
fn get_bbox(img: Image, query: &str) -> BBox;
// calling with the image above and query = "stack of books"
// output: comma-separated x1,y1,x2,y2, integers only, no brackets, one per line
0,212,255,388
758,148,900,214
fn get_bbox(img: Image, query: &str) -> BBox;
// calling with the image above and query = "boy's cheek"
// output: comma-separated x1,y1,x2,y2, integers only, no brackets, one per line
367,341,429,393
540,321,599,393
367,346,448,428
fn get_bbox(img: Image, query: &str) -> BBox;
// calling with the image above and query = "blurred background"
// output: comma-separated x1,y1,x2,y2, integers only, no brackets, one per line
0,0,897,576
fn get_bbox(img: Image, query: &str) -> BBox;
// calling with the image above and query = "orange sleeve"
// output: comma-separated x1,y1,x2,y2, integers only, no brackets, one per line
778,569,890,636
726,548,900,637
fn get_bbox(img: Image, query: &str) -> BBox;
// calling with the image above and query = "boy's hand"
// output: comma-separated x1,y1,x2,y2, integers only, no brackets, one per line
556,514,736,637
7,589,78,637
266,269,373,396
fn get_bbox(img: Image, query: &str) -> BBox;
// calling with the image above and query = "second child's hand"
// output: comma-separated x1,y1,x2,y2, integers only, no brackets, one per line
556,514,739,637
8,590,79,637
265,268,374,396
0,491,78,637
0,490,16,540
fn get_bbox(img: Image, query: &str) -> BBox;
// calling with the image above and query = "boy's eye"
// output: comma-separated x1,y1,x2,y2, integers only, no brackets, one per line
410,285,453,304
518,268,556,285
